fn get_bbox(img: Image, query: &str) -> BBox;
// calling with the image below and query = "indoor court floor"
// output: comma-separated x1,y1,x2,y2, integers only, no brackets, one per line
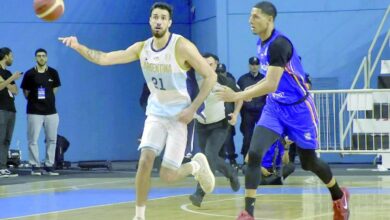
1,163,389,220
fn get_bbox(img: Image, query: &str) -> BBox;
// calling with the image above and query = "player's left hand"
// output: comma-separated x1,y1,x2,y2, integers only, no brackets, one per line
215,86,237,102
177,107,195,124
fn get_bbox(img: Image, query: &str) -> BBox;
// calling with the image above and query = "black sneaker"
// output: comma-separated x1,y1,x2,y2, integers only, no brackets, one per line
44,167,59,176
229,158,238,167
229,169,240,192
31,167,42,176
189,192,204,207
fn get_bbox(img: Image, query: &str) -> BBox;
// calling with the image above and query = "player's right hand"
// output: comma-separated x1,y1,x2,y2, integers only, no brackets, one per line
58,36,80,49
12,72,23,80
177,107,195,124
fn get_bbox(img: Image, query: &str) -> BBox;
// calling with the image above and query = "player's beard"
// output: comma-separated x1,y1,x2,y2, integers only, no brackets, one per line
37,60,46,67
5,59,12,66
152,28,167,39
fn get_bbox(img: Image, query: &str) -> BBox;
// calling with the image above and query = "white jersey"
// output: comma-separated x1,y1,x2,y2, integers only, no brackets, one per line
139,34,192,118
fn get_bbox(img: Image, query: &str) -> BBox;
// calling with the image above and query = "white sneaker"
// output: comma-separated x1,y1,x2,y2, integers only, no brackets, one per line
31,167,42,176
0,169,18,177
0,169,9,178
192,153,215,194
43,167,59,176
132,217,145,220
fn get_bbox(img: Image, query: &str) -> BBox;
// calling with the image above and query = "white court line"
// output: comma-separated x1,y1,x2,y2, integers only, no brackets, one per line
0,179,131,197
181,195,282,220
180,194,333,220
2,194,184,220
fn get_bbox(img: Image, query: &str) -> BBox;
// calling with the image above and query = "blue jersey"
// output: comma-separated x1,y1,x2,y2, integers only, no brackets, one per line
256,30,319,150
257,29,308,105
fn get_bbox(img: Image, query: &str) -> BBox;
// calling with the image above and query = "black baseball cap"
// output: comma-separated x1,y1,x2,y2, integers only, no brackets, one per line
216,63,226,73
249,56,260,65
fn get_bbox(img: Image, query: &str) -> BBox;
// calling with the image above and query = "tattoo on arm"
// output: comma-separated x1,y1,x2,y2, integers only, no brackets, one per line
86,49,103,62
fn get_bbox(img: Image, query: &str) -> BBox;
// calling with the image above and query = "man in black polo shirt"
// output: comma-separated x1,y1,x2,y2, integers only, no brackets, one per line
21,48,61,176
0,47,22,178
216,63,240,167
237,56,266,162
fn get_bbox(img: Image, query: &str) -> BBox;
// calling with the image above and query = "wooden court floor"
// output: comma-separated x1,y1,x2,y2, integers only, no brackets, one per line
1,166,390,220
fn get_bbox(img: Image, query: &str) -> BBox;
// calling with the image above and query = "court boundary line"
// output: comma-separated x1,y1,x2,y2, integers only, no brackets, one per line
180,194,334,220
2,194,185,220
0,179,131,197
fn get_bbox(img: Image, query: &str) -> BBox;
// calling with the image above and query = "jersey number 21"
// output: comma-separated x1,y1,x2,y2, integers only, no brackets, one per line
152,77,166,90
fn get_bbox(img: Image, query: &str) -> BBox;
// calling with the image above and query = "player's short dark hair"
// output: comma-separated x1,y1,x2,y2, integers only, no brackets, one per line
203,52,219,62
150,2,173,19
0,47,12,60
254,1,277,20
35,48,47,56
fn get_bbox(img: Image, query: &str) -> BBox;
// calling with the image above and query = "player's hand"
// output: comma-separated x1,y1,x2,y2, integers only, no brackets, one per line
177,107,195,124
215,86,238,102
58,36,80,49
228,113,237,125
261,167,272,176
12,72,23,80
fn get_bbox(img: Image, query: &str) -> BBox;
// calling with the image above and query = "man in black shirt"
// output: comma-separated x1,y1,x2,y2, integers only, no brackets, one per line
21,48,61,176
0,47,22,178
216,63,239,167
189,54,241,207
237,56,266,162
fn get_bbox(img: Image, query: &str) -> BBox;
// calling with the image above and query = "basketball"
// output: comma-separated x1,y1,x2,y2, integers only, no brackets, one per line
33,0,65,21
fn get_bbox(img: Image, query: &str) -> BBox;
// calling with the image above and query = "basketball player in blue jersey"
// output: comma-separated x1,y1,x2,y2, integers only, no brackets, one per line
59,2,217,220
216,2,350,220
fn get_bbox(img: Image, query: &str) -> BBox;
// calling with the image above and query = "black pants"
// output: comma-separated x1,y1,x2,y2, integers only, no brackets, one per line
219,125,238,160
245,126,334,189
0,110,16,169
289,143,298,163
240,110,261,157
195,119,235,193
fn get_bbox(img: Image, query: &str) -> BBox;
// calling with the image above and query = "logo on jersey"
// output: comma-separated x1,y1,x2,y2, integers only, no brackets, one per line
304,132,312,140
143,61,172,74
272,92,284,98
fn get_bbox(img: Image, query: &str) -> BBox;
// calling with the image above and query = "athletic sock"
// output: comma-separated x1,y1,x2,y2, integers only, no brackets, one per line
328,182,343,200
135,205,146,218
245,197,256,216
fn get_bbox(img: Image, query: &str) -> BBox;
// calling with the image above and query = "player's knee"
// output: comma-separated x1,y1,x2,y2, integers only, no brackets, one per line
138,152,155,171
247,150,262,167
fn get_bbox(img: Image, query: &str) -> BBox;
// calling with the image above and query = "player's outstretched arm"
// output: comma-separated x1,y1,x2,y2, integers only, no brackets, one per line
58,36,143,66
239,66,283,100
216,66,283,102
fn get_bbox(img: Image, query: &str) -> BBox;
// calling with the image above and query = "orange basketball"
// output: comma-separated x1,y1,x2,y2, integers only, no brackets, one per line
33,0,65,21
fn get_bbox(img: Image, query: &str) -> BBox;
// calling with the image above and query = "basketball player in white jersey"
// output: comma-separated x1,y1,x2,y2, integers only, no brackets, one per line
59,2,217,220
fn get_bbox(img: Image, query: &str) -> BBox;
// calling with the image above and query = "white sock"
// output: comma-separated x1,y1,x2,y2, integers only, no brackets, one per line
135,205,146,218
190,161,200,176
